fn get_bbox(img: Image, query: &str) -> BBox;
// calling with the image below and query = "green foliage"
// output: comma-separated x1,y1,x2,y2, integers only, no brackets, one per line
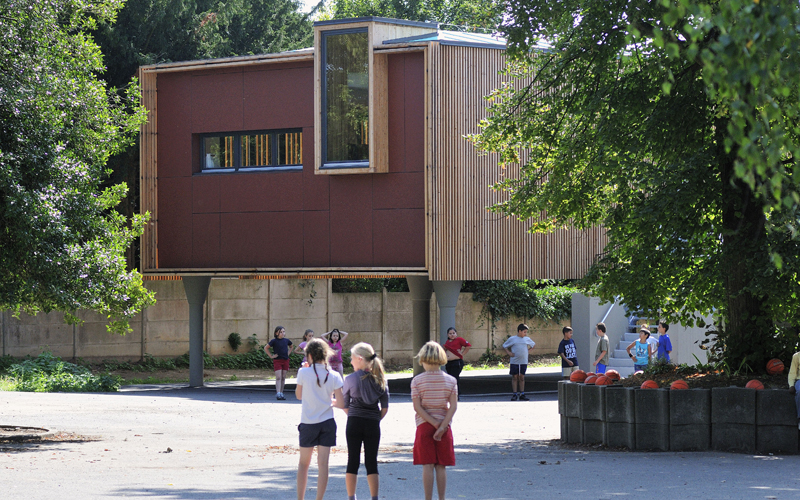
476,348,503,366
93,0,314,91
0,0,155,334
5,352,121,392
467,280,576,324
472,0,800,371
332,278,409,293
228,332,243,351
320,0,504,29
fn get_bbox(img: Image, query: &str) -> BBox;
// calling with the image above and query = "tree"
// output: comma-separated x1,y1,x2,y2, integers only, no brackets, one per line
0,0,155,333
320,0,504,30
92,0,314,90
471,0,800,370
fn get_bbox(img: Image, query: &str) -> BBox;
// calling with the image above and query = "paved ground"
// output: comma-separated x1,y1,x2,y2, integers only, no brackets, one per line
2,369,800,499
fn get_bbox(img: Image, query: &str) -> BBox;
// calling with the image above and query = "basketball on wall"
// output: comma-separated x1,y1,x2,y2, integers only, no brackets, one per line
767,358,785,375
605,370,620,381
569,370,587,383
595,375,612,386
746,379,764,390
641,380,659,389
670,380,689,390
584,375,598,385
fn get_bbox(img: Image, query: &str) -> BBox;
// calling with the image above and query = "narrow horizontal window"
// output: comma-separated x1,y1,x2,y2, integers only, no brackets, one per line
200,129,302,172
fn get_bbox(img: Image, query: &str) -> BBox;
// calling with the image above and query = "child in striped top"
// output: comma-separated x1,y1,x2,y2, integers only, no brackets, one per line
411,341,458,500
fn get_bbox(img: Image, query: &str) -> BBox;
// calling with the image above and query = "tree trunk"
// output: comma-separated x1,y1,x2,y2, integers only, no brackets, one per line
719,157,770,370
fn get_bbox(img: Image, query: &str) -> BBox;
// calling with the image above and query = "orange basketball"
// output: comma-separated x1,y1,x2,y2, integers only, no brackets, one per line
569,370,587,383
595,375,613,386
640,380,659,389
586,372,596,377
670,379,689,390
746,379,764,390
584,375,598,385
634,370,644,376
767,358,785,375
605,370,620,381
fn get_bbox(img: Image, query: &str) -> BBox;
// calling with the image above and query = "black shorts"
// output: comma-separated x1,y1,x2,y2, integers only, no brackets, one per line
509,364,528,376
298,418,337,448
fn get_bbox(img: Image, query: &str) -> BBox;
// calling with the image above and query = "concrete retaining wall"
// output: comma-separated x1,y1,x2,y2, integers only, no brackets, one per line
558,381,798,454
0,279,568,364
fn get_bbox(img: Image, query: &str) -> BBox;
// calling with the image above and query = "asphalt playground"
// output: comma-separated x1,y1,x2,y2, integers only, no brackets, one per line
2,368,799,499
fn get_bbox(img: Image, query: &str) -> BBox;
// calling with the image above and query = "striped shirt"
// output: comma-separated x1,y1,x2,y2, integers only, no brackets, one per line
410,370,458,427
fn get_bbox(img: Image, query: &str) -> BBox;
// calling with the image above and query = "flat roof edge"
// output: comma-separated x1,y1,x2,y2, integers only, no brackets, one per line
139,48,314,72
314,16,438,29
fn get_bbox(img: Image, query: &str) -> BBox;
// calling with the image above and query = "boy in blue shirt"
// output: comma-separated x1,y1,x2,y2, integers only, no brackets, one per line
503,323,536,401
656,321,672,362
557,326,579,379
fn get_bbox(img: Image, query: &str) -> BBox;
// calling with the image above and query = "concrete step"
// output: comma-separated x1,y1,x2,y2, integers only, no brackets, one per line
608,357,634,367
614,348,631,358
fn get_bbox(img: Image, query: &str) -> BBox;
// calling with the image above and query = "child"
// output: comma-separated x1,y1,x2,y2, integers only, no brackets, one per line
593,323,609,374
442,327,471,397
267,326,293,400
557,326,579,379
502,323,536,401
656,321,672,362
411,342,458,500
295,329,315,367
322,328,349,378
788,350,800,429
296,338,344,500
643,323,658,361
342,342,389,500
626,327,654,372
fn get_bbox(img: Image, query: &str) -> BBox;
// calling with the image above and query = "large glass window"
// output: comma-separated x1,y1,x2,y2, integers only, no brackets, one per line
322,29,369,166
201,130,302,172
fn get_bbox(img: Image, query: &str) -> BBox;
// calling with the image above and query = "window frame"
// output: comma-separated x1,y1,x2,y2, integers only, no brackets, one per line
199,128,303,174
320,27,370,171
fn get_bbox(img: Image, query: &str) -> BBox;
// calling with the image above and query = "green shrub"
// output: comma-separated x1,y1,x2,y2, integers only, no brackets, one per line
6,352,121,392
228,332,243,351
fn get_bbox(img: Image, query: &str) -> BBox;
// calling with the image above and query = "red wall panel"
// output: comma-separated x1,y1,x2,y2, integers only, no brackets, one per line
373,172,425,210
191,72,243,133
220,212,304,267
329,176,373,266
303,211,331,267
403,52,425,173
193,175,220,213
192,214,220,267
157,73,193,178
218,171,304,213
372,209,425,266
387,55,406,173
243,66,314,130
157,177,193,268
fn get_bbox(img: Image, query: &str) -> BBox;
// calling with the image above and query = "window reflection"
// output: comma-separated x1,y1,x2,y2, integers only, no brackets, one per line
324,30,369,163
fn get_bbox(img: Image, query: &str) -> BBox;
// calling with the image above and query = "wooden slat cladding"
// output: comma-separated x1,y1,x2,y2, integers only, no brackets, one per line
426,44,607,281
139,69,158,272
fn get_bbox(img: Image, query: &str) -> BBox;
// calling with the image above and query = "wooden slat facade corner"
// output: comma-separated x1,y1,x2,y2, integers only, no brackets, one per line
139,68,158,272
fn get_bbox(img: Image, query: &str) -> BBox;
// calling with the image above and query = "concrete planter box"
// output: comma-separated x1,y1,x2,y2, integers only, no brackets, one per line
756,389,798,454
670,389,711,451
604,385,635,449
711,387,756,453
559,382,797,454
634,389,669,451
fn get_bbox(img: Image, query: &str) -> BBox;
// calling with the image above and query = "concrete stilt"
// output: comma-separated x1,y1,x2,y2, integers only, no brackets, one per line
182,276,211,388
433,280,461,345
406,275,432,376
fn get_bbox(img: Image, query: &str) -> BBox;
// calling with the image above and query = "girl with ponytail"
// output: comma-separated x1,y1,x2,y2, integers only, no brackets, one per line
295,338,344,500
342,342,390,500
